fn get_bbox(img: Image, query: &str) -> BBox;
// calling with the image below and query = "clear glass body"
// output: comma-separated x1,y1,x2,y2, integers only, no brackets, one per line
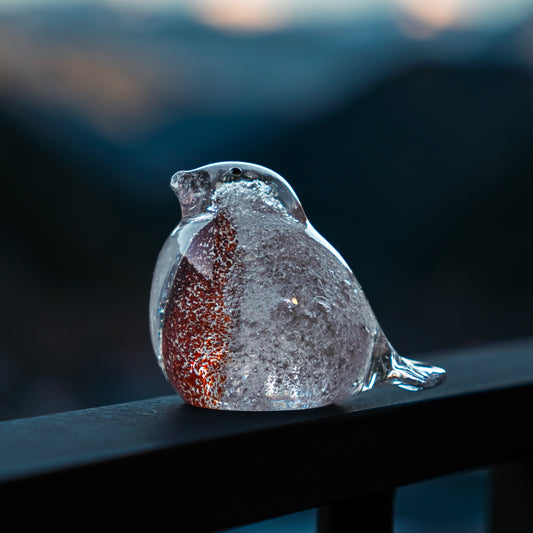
149,162,445,410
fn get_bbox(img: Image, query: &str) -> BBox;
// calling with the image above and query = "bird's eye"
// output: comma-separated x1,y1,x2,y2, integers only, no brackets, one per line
230,167,242,175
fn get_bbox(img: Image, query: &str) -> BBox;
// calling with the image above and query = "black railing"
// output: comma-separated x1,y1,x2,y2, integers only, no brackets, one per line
1,338,532,532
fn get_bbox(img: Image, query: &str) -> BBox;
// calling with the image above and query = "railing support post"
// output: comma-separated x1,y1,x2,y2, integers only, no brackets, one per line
490,459,533,533
317,490,395,533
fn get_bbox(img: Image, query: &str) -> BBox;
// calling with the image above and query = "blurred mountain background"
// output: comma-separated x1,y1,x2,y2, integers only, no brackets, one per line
1,0,532,424
1,2,532,532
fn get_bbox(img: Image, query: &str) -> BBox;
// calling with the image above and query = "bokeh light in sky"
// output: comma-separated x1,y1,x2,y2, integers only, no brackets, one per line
0,0,531,30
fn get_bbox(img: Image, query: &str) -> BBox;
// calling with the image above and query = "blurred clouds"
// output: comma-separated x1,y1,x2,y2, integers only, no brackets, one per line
0,0,531,28
395,0,462,38
192,0,289,32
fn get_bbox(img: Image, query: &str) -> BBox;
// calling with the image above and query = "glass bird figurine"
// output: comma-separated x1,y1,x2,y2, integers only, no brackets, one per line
150,162,446,410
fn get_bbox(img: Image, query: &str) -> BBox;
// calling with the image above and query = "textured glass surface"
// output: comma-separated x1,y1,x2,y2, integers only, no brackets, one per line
150,162,445,410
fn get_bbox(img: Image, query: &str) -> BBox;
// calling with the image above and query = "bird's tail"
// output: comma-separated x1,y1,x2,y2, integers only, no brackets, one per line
363,331,446,392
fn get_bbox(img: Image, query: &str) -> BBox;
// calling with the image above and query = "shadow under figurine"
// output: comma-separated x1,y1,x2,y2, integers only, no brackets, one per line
150,162,445,410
